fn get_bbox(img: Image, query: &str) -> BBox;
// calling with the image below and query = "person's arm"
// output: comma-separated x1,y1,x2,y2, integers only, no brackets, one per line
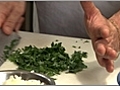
80,1,120,73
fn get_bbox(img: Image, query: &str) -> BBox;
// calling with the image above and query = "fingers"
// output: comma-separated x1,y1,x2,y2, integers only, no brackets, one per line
94,39,117,60
0,2,12,27
95,41,106,57
2,2,25,35
95,51,114,73
2,14,17,34
85,16,110,40
94,39,118,73
96,54,105,67
95,27,110,39
104,59,114,73
97,55,114,73
15,17,24,31
3,10,22,34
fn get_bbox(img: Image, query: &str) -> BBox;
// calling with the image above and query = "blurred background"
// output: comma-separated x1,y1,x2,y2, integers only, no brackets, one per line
21,1,39,33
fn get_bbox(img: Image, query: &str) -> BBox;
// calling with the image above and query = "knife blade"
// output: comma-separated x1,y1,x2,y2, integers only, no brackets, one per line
0,30,21,66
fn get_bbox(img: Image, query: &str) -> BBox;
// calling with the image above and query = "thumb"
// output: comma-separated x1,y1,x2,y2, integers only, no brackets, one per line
80,1,100,19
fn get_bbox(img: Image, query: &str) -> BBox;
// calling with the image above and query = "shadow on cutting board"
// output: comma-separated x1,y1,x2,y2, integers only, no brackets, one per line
75,57,120,85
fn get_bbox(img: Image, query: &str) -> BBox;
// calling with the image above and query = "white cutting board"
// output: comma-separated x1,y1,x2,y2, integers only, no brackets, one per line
0,31,120,85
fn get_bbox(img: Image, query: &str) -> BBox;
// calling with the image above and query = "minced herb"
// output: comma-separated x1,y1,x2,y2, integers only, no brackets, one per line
78,46,81,49
4,40,88,77
55,39,59,42
83,40,89,43
72,45,76,48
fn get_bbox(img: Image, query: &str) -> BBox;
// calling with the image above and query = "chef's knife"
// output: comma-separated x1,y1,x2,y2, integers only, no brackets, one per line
0,29,21,66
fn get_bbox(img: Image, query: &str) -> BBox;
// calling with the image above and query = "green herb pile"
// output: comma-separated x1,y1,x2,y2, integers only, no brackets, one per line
4,40,88,77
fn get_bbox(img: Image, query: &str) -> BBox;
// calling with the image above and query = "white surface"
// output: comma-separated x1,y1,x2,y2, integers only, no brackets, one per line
0,31,120,85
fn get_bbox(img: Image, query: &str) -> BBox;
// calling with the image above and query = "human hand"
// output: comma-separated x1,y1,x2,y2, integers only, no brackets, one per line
80,1,120,73
0,1,26,35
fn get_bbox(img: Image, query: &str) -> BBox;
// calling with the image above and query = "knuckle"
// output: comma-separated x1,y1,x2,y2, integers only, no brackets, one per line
0,2,12,18
14,10,23,16
4,20,16,28
0,11,8,18
0,13,6,20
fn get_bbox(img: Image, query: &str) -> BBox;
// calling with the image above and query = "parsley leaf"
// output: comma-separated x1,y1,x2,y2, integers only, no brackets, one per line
4,41,88,77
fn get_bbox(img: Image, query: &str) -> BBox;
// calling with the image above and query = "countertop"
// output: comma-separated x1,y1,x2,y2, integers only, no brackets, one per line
0,31,120,85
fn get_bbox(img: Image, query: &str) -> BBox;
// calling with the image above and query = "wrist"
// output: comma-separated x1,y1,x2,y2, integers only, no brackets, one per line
109,11,120,29
109,19,119,34
109,14,120,54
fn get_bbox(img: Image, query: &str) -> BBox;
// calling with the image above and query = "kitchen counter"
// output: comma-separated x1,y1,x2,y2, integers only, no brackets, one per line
0,31,120,85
